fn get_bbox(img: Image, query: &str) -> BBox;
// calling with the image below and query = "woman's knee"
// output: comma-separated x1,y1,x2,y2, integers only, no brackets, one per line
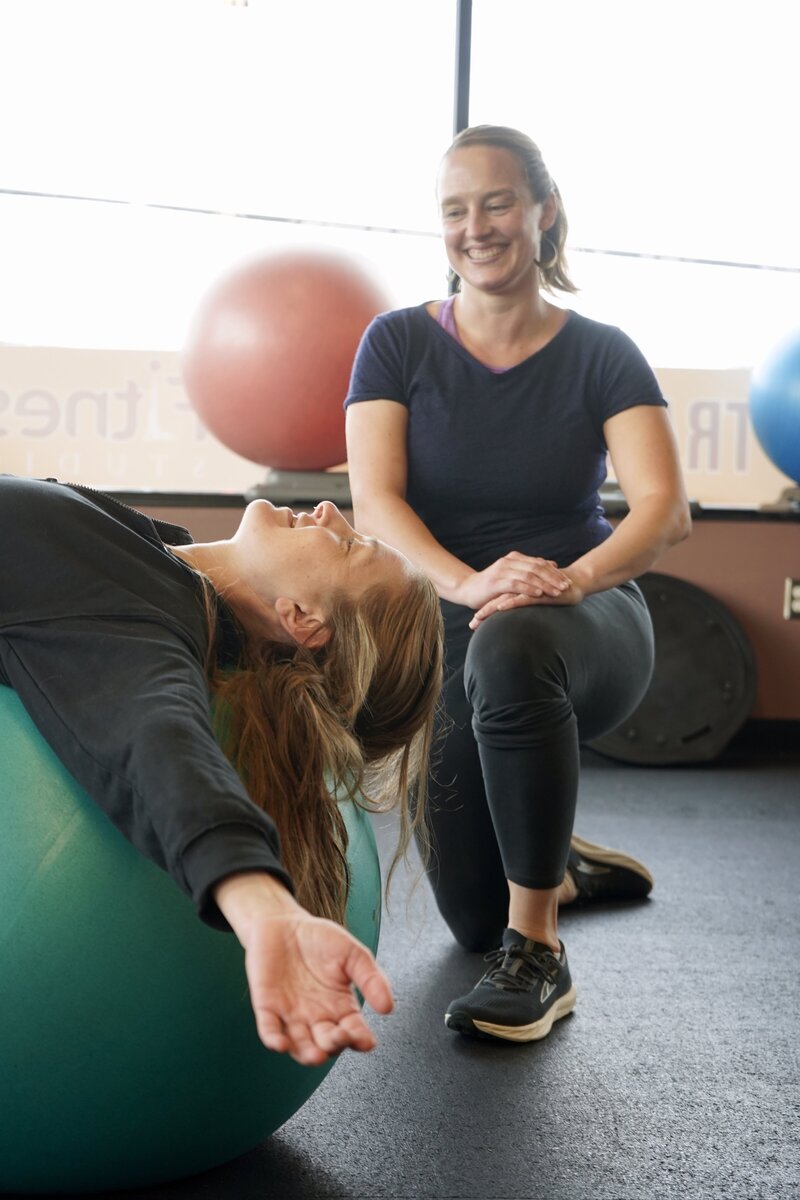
430,883,506,952
451,916,505,954
464,608,569,708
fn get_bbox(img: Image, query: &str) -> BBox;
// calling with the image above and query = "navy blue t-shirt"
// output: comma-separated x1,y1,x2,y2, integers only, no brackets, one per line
345,305,666,570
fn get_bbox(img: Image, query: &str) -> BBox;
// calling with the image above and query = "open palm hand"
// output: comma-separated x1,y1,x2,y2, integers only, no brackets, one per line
242,912,394,1066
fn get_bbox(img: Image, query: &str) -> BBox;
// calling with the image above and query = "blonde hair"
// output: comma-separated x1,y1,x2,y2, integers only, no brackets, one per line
444,124,578,296
204,571,443,923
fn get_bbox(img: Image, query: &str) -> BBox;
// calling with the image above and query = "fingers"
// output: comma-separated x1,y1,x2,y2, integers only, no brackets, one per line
469,592,524,629
308,1017,363,1056
481,556,570,602
245,920,392,1063
469,582,583,629
505,552,562,571
470,592,541,629
256,1007,331,1066
460,555,571,612
313,1011,378,1053
285,1020,337,1066
256,1010,379,1066
346,947,394,1015
298,919,394,1015
254,1009,292,1055
501,555,571,597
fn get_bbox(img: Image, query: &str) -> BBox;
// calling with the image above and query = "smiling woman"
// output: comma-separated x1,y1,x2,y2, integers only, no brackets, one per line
0,475,443,1066
437,136,575,309
345,123,690,1046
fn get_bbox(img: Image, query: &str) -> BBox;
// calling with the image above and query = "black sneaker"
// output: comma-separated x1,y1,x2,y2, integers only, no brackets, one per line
567,834,654,903
445,929,576,1043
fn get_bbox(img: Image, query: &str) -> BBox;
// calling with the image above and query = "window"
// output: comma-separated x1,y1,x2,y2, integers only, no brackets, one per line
469,0,800,369
0,0,456,489
0,0,456,350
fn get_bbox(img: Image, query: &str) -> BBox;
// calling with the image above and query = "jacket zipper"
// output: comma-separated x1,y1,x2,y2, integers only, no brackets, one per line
62,479,191,540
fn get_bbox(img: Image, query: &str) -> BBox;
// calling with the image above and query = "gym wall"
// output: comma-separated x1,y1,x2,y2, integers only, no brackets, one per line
2,344,798,723
0,343,793,506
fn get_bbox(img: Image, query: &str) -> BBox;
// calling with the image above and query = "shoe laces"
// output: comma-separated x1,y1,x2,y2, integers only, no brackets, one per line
480,943,559,994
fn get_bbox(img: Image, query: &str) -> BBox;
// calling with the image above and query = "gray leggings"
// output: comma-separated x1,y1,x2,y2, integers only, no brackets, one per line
425,582,654,951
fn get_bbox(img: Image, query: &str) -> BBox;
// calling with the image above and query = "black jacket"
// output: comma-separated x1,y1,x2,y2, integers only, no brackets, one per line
0,476,292,929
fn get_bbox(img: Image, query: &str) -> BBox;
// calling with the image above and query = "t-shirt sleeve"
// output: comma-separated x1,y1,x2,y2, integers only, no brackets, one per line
0,619,293,930
591,326,667,427
345,313,410,408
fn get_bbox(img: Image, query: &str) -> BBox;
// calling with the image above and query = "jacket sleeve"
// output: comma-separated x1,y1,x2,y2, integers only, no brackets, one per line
0,616,294,930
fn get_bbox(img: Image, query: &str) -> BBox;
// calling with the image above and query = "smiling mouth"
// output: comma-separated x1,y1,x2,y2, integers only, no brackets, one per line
466,245,506,262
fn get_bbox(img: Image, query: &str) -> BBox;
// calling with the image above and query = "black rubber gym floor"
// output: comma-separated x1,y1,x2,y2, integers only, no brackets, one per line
10,725,799,1200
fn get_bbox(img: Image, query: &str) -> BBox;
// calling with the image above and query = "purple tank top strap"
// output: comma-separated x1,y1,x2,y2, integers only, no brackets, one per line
436,294,459,338
435,295,509,374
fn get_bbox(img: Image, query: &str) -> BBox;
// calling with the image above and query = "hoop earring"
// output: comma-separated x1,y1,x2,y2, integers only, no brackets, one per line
447,266,461,295
535,233,558,272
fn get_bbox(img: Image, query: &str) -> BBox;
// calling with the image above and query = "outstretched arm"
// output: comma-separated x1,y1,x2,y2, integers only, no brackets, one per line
1,621,392,1062
214,872,394,1065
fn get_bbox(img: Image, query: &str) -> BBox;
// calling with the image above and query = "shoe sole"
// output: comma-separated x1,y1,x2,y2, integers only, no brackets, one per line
570,835,654,888
445,984,577,1043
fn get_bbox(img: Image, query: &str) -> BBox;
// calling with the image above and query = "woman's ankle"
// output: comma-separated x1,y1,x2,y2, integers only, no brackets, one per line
557,871,579,906
507,881,561,953
509,925,561,955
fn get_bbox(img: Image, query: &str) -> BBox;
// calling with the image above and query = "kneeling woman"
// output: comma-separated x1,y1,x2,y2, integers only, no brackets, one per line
0,476,443,1066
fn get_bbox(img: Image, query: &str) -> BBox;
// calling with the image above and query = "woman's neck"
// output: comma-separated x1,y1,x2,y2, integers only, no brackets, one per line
453,288,567,368
169,541,284,643
169,540,231,586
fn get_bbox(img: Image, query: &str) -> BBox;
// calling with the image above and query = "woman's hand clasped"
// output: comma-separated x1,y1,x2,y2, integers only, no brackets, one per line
455,552,587,628
451,553,579,630
214,873,393,1066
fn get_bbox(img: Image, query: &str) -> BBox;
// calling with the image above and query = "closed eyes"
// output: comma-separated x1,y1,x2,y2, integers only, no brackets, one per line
345,535,379,559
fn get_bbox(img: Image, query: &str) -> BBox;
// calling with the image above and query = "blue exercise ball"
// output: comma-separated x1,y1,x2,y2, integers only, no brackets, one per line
749,329,800,484
0,686,382,1194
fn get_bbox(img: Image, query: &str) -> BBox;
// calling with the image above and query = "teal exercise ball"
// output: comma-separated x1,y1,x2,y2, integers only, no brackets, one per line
0,686,382,1195
749,328,800,484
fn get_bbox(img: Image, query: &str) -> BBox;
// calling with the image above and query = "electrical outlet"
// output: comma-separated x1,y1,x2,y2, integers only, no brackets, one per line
783,578,800,620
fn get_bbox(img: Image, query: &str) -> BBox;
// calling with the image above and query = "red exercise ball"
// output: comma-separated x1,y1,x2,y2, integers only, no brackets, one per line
182,249,389,471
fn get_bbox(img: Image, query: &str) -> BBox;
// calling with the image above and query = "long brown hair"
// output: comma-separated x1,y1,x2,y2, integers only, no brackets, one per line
203,571,443,923
444,124,578,296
